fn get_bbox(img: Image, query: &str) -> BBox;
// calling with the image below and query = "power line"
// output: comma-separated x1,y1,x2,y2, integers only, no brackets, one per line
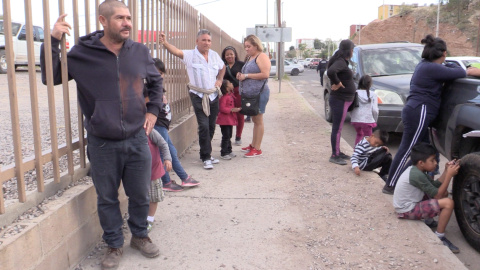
194,0,221,7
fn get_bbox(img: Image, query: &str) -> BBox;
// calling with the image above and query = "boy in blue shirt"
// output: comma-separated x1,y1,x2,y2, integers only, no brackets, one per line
393,143,460,253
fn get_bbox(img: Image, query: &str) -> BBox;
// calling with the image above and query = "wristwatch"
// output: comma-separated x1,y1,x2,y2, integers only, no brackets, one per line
245,74,249,79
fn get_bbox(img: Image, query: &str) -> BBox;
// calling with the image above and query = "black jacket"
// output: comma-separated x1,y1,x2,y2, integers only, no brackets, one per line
326,58,356,101
41,31,163,140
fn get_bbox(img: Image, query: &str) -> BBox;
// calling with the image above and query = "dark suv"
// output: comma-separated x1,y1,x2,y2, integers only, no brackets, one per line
430,76,480,252
323,43,423,132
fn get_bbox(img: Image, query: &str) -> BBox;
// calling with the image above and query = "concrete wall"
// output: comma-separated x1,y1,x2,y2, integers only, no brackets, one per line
0,113,198,270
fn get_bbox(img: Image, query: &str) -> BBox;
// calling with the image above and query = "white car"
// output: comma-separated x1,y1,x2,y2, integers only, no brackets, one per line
297,59,309,67
445,56,480,70
270,59,304,76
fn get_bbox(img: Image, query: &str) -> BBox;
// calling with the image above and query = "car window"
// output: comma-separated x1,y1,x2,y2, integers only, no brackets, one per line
0,21,22,36
361,46,422,76
446,60,461,67
350,48,359,76
34,26,44,42
284,61,290,66
270,60,276,66
18,26,27,40
462,59,480,67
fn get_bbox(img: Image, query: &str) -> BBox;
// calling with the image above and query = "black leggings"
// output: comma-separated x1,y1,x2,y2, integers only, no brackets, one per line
329,96,352,156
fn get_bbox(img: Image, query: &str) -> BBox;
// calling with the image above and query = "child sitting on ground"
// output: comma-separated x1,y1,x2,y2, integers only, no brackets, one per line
393,142,460,253
350,129,392,181
216,80,241,160
350,75,378,146
146,129,172,232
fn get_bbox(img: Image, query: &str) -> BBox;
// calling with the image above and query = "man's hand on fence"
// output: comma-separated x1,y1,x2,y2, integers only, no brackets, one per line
158,32,167,45
52,14,72,41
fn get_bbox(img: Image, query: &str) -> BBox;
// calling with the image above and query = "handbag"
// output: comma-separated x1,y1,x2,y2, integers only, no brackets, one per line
241,80,266,116
348,92,359,112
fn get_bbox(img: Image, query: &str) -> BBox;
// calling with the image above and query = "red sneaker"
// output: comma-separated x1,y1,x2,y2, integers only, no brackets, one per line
241,144,253,152
244,148,262,158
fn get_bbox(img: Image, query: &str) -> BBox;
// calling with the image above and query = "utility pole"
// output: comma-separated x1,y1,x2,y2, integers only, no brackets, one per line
276,0,282,92
477,16,480,56
436,0,440,37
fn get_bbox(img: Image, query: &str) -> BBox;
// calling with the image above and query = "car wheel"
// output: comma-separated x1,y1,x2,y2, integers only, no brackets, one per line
0,50,7,74
324,91,332,123
453,152,480,252
291,68,299,76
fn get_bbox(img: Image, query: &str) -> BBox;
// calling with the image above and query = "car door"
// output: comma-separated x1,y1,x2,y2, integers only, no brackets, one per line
33,26,44,64
15,25,28,63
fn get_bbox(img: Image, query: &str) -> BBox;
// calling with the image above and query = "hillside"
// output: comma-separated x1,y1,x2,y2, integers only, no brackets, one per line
351,1,480,56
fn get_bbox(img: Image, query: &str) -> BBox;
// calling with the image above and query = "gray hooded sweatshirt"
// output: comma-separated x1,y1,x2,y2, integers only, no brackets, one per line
350,89,378,124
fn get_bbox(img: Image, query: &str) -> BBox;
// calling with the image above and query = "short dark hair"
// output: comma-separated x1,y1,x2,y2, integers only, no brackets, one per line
99,0,128,20
221,46,239,64
373,130,389,145
421,34,447,61
411,143,437,165
153,58,165,73
220,80,229,95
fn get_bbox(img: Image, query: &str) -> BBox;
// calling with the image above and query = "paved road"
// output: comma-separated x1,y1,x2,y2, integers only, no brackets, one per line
288,67,479,269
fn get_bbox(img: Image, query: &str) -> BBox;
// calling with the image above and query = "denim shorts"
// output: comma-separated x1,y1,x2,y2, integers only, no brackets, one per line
397,199,440,220
259,88,270,114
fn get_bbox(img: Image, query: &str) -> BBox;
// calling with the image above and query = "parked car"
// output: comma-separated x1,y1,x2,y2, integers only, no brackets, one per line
445,56,480,70
309,58,321,69
323,42,424,132
297,59,309,68
429,74,480,252
0,20,47,73
270,59,304,76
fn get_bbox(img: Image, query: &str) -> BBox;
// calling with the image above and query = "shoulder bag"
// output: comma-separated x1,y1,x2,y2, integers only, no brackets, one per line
241,80,266,116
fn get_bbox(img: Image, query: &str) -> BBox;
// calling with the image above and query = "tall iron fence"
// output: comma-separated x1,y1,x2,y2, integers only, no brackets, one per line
0,0,245,215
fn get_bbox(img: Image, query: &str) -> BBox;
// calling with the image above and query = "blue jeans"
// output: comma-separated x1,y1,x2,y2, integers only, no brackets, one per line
154,125,189,184
87,129,151,248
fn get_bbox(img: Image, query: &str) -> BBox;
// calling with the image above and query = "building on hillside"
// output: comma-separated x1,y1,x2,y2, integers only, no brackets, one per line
296,38,315,49
350,25,366,39
378,4,401,20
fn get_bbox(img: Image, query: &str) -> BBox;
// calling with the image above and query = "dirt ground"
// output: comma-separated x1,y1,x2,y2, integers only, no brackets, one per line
74,80,466,270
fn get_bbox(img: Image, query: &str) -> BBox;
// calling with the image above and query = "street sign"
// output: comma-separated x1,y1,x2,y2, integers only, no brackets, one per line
246,27,292,42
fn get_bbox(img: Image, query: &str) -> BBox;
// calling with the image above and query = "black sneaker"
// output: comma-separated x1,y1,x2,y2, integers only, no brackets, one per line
382,184,394,195
329,155,347,165
338,152,350,159
163,180,184,192
440,236,460,253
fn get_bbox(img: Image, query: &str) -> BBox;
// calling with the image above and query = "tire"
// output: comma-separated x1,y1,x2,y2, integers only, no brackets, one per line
324,91,332,123
291,68,299,76
453,152,480,252
0,50,7,74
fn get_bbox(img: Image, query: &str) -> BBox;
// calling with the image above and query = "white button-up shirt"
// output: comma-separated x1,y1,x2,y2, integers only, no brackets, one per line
182,47,224,101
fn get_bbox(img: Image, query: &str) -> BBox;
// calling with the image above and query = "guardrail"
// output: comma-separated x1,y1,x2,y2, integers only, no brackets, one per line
0,0,245,215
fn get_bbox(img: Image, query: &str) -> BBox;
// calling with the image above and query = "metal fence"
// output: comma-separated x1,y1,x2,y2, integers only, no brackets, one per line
0,0,245,215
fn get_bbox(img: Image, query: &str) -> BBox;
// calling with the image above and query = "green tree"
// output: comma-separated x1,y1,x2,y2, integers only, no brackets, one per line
314,39,322,50
286,46,296,58
298,43,307,59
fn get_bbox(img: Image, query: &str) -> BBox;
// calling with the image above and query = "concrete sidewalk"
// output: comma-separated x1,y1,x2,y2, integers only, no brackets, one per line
79,80,466,270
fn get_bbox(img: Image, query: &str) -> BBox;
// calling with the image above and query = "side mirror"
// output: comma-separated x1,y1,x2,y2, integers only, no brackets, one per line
18,32,27,40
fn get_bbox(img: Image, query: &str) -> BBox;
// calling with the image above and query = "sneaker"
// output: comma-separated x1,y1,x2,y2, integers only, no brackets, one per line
241,144,253,152
229,153,237,158
221,154,232,160
440,236,460,253
235,137,242,146
245,116,251,123
182,176,200,187
338,152,351,159
211,157,220,164
203,160,213,169
101,247,123,270
244,148,262,158
147,221,153,233
329,155,347,165
130,236,160,258
424,218,438,228
163,180,183,192
382,184,395,195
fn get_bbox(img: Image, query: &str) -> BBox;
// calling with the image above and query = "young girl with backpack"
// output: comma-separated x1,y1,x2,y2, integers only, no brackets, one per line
350,75,379,146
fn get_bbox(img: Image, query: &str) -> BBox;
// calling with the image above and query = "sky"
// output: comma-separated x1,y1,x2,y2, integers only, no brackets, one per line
3,0,440,47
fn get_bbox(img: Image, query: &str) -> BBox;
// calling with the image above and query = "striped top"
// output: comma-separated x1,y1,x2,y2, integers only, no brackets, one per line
350,137,382,169
182,47,225,101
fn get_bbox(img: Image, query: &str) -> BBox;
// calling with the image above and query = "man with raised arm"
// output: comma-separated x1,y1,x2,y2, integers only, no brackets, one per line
40,1,163,269
158,29,226,170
